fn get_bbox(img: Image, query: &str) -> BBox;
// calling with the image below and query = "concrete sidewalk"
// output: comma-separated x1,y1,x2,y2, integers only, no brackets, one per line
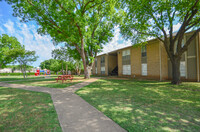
0,78,126,132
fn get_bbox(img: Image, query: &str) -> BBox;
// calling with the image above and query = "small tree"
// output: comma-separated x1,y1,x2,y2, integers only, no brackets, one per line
50,60,60,75
40,59,57,70
52,47,70,75
0,34,23,68
16,50,38,78
120,0,200,84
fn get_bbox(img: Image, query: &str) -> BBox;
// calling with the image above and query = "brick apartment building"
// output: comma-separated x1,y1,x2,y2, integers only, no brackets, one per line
92,31,200,82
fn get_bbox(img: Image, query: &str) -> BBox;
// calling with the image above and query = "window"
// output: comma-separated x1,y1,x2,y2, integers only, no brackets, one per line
142,64,147,76
101,56,105,67
101,56,105,74
101,67,105,74
141,45,147,76
180,61,186,77
123,65,131,75
122,50,131,75
141,45,147,57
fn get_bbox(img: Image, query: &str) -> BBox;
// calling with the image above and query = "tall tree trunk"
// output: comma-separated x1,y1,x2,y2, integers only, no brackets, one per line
25,66,27,78
62,61,64,75
80,38,90,79
171,58,181,85
20,65,25,79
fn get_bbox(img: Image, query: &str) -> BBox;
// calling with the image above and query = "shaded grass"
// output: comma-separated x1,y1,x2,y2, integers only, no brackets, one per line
0,75,58,82
76,79,200,132
9,76,85,88
0,86,61,131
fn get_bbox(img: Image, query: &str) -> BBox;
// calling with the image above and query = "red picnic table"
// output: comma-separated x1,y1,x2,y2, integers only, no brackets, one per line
55,75,73,83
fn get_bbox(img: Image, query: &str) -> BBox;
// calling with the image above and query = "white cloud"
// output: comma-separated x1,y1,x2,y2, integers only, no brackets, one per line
1,19,56,67
0,27,4,33
3,20,15,34
98,26,132,55
173,23,181,32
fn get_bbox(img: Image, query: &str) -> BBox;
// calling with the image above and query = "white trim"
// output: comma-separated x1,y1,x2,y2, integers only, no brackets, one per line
197,34,200,82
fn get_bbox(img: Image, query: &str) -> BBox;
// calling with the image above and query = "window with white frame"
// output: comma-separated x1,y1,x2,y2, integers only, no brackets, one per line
122,49,131,75
95,58,97,74
141,45,147,76
101,56,105,74
180,61,186,77
175,38,186,77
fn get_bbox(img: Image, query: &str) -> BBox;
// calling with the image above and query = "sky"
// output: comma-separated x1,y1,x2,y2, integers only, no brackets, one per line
0,1,181,67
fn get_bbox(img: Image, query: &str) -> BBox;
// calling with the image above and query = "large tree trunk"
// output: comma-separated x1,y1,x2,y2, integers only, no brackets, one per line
171,58,181,85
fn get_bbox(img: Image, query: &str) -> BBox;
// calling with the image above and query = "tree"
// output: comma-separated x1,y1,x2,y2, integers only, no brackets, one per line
50,60,61,74
6,0,121,79
52,47,70,75
74,59,83,76
40,59,57,70
0,34,23,68
16,50,38,78
120,0,200,84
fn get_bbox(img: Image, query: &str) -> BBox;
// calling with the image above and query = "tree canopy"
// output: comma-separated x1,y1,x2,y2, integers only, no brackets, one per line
6,0,122,78
0,34,24,68
120,0,200,84
16,50,38,78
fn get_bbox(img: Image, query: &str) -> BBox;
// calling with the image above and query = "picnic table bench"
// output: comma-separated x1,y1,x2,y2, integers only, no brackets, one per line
55,75,73,83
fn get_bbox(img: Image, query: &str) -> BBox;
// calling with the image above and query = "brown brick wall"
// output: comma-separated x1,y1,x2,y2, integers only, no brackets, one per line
160,42,169,80
131,46,141,77
146,40,160,79
118,50,122,76
105,55,109,76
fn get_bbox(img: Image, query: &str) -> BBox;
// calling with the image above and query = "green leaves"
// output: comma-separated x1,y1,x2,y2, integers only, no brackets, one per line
0,34,24,68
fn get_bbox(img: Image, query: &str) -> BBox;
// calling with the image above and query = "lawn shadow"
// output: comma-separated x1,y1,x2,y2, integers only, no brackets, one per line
76,79,200,131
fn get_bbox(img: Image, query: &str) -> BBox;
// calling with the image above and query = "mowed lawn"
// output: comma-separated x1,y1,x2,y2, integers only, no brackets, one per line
0,87,61,131
7,76,85,88
0,75,60,82
76,79,200,132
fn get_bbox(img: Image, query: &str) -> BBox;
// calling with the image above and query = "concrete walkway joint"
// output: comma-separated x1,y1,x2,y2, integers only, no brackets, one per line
0,78,126,132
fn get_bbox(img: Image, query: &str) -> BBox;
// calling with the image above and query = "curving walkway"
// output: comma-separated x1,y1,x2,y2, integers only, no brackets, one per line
0,78,126,132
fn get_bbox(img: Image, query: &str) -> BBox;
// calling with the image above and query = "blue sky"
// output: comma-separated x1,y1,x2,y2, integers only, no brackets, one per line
0,1,133,67
0,1,181,67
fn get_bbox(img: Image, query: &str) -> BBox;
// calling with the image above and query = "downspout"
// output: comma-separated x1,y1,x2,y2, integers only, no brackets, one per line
159,42,162,81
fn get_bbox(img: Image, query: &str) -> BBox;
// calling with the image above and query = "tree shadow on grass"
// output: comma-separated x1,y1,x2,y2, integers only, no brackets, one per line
0,87,62,131
76,79,200,132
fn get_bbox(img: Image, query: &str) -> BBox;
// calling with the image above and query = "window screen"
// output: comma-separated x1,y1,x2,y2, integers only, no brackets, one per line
122,50,131,65
123,65,131,75
141,45,147,76
101,56,105,67
122,50,131,75
180,61,186,77
101,67,105,74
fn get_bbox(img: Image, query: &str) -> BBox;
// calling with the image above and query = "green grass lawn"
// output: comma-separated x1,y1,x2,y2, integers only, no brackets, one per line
76,79,200,132
0,86,61,131
9,76,85,88
0,75,58,82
